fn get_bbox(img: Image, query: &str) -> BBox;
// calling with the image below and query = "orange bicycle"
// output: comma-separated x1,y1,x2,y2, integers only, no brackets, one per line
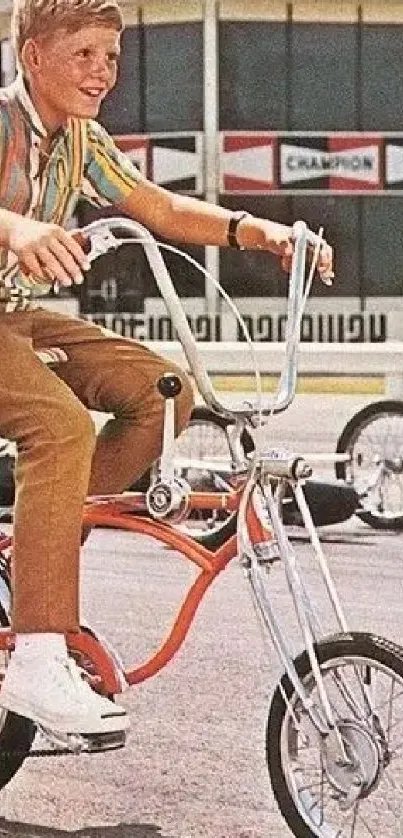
0,218,401,838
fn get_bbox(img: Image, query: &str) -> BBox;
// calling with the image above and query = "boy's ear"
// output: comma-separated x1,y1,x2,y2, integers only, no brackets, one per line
20,39,42,74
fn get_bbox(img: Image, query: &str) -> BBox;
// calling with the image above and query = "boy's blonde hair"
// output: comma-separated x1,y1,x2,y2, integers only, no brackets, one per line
12,0,124,62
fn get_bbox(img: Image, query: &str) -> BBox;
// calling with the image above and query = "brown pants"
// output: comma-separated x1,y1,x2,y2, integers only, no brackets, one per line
0,308,194,633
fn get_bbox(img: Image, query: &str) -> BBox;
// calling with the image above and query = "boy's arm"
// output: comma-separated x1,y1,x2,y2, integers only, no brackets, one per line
119,179,333,280
119,180,292,256
83,122,333,281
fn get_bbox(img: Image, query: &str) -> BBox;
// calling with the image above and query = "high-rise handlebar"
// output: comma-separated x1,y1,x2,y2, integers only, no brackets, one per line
78,216,327,420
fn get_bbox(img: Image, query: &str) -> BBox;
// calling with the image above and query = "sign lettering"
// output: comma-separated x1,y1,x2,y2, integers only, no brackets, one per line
85,312,387,343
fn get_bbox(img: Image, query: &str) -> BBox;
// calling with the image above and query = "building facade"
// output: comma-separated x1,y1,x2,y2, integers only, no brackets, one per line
1,1,403,341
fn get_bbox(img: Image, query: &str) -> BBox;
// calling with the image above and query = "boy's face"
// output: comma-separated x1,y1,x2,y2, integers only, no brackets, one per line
23,25,121,132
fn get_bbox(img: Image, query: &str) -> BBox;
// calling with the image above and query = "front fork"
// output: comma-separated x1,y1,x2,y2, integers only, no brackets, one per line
239,459,371,762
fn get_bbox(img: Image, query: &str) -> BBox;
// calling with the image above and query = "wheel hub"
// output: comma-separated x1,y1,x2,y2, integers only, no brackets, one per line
323,720,381,804
383,457,403,475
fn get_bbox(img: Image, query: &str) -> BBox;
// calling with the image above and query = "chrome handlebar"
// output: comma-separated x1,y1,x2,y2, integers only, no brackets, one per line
79,216,325,420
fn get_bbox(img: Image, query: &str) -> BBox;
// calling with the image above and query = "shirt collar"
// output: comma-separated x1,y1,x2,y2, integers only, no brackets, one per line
12,72,49,140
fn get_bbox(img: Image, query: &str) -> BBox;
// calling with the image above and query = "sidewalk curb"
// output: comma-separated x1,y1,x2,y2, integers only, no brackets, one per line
211,375,384,396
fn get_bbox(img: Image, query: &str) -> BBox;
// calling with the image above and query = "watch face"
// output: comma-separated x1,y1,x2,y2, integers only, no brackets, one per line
228,212,249,250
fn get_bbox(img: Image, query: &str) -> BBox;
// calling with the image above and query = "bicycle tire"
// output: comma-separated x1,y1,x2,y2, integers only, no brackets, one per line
178,405,255,458
267,630,403,838
335,399,403,530
0,565,36,789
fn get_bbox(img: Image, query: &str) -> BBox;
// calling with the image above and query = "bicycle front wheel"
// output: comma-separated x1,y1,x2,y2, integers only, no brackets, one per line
335,400,403,530
267,631,403,838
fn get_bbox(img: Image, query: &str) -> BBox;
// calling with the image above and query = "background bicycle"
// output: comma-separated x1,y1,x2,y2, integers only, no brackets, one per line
336,398,403,530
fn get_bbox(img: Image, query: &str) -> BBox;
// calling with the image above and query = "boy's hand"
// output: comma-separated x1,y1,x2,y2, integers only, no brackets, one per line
239,219,334,284
265,221,334,284
8,218,90,287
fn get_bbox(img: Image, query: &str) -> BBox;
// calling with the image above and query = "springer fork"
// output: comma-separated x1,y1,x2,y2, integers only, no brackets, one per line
238,448,358,757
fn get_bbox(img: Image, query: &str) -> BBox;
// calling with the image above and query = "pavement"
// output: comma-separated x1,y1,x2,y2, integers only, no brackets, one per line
0,392,401,838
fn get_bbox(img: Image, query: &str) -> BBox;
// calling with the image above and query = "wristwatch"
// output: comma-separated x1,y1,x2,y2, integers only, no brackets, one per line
227,211,250,250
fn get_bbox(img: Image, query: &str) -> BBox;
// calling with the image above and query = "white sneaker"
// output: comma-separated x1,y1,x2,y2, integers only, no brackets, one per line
0,652,130,736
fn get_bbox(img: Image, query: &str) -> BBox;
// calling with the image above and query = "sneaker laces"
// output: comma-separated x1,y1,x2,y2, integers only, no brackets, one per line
46,654,100,710
64,657,118,712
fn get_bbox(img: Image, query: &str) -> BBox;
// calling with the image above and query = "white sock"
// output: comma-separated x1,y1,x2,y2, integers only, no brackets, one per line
14,632,68,659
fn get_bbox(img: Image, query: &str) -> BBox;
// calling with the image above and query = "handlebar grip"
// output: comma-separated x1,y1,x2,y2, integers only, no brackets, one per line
294,223,334,285
305,230,323,248
292,221,324,250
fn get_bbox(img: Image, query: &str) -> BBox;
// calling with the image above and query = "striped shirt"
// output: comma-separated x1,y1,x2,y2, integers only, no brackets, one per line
0,73,143,310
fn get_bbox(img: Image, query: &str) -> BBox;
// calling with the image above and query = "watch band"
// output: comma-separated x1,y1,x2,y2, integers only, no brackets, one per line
227,211,250,250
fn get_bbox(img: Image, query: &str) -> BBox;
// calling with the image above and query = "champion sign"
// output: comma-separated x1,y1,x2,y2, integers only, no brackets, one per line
280,143,381,189
112,131,403,194
281,145,378,180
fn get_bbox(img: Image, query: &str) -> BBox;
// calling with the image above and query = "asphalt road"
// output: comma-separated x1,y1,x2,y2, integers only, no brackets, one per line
0,392,403,838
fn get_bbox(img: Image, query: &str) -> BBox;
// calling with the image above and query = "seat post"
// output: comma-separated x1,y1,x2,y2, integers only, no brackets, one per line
156,373,182,484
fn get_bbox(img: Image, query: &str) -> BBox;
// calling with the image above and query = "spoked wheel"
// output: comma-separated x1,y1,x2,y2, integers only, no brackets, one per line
0,561,36,788
335,400,403,530
267,631,403,838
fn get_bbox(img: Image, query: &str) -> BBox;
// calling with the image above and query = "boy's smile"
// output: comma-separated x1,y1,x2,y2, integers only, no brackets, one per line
22,25,120,133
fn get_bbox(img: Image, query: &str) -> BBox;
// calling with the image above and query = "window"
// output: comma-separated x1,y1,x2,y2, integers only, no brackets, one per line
361,25,403,130
290,25,357,131
219,22,288,130
291,195,361,296
99,27,142,134
362,198,403,295
145,23,203,132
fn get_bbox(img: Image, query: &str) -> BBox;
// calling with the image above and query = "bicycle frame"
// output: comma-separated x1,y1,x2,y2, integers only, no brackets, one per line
0,461,356,754
0,483,270,689
0,217,360,765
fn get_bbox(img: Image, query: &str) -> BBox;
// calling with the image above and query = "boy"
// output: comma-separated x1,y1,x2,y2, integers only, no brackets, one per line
0,0,333,741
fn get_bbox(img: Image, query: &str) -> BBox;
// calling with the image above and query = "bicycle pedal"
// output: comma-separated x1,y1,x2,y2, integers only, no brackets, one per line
37,726,86,754
36,727,126,754
80,730,127,753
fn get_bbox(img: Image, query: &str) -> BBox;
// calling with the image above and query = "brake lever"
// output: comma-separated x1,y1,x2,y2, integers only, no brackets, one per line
52,227,121,295
76,227,121,264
